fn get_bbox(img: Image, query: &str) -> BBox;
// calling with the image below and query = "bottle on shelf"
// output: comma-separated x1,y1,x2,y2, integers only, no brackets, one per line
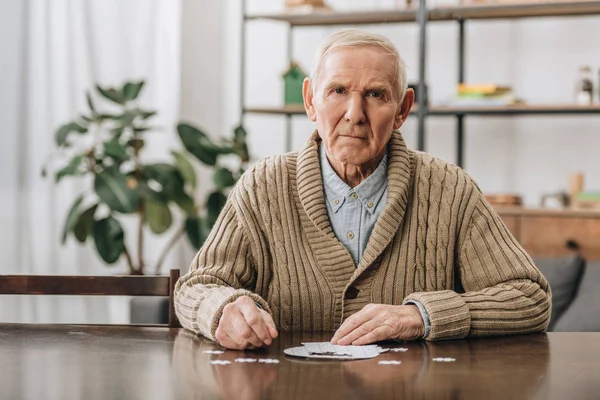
575,66,594,106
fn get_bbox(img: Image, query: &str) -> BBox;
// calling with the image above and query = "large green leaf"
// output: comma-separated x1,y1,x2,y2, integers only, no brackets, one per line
55,122,88,146
96,85,124,105
143,164,195,214
94,170,139,213
206,191,227,227
177,123,222,166
93,216,125,264
138,181,168,203
144,201,172,234
213,167,235,189
185,216,210,249
122,81,145,102
73,204,98,243
104,139,129,161
61,195,84,244
56,155,85,183
172,151,197,190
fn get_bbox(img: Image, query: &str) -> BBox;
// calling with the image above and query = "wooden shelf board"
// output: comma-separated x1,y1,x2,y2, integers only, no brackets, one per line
245,105,306,115
495,206,600,219
247,2,600,26
429,104,600,115
245,104,600,116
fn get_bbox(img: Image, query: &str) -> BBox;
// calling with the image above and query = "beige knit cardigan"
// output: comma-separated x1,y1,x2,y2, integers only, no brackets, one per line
174,131,551,341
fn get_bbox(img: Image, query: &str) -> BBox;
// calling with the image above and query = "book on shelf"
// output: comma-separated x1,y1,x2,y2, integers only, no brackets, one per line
443,83,520,107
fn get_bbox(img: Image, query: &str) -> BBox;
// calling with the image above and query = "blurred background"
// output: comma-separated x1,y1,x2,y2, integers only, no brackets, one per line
1,0,599,326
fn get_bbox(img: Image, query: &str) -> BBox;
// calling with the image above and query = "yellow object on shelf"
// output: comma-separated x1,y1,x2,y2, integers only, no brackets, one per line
458,83,512,95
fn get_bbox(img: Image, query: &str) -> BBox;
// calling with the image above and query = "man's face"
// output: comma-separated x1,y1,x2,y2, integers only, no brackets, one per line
304,46,410,167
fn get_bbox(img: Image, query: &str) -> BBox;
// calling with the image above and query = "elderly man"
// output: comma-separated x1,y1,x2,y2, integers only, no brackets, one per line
174,29,551,350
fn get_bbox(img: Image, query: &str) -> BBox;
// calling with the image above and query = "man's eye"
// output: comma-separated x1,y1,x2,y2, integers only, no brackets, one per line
368,91,382,98
333,88,344,94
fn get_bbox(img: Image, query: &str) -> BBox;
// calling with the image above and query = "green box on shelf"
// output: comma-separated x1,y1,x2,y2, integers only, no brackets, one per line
283,62,307,105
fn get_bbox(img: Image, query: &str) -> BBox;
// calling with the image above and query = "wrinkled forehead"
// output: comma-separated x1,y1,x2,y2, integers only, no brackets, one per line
317,46,397,89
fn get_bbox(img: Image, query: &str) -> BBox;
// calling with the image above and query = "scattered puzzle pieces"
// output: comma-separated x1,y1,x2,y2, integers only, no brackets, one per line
389,348,409,352
210,360,232,365
258,358,280,364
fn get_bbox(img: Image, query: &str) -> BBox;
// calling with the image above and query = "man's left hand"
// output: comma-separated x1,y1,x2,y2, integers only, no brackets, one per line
331,304,425,346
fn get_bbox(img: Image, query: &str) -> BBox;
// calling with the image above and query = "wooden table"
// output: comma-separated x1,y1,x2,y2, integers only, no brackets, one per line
1,324,599,400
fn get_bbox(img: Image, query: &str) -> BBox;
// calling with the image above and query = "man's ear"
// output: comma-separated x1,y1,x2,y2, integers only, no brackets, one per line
394,88,415,130
303,78,317,122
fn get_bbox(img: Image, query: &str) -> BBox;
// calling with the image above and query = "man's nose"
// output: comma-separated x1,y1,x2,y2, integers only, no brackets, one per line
344,93,367,125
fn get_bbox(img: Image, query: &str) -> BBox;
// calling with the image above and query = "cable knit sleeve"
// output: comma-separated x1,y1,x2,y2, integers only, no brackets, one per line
173,193,271,341
404,189,552,341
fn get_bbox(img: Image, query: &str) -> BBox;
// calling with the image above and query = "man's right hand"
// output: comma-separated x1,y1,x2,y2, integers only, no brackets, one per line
215,296,278,350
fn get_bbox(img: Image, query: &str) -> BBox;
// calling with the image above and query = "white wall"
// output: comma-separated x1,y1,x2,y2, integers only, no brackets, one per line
0,0,25,274
213,0,600,206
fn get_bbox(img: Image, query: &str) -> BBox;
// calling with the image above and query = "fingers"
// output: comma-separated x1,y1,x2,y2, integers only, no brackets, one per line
215,327,251,350
331,304,377,344
334,318,385,346
215,296,278,350
231,309,266,348
260,309,279,339
349,326,390,346
239,301,273,345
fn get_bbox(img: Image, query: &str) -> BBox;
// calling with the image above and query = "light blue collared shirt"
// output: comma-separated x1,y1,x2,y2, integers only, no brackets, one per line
319,143,431,338
320,143,388,267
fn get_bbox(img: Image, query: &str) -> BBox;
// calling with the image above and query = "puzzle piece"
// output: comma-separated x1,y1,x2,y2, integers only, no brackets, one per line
389,348,409,352
203,350,225,354
378,360,402,365
432,357,456,362
210,360,232,365
235,358,258,363
258,358,280,364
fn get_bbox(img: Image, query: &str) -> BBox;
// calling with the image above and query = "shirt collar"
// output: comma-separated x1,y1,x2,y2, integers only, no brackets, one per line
319,143,388,215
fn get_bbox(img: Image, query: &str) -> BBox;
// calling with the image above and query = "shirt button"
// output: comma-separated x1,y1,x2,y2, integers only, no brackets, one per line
367,201,374,208
347,231,354,239
333,199,339,205
350,193,358,200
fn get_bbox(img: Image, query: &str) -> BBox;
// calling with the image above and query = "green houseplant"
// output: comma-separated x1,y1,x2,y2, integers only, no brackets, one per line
44,80,250,275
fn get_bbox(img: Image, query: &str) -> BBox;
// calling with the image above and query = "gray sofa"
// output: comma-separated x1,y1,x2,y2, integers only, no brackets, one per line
536,256,600,332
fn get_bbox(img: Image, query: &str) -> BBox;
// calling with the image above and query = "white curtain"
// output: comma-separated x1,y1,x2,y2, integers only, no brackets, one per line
0,0,182,323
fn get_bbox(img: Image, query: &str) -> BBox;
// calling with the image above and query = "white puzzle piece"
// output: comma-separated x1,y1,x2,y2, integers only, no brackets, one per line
432,357,456,362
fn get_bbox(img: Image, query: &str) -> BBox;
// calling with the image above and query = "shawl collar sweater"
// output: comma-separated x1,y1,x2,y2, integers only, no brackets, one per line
174,130,551,341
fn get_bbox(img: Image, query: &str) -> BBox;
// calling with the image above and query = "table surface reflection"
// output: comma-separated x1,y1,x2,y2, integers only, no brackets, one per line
0,323,599,400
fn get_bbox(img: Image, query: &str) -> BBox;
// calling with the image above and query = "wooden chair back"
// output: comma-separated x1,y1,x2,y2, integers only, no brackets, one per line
0,269,181,328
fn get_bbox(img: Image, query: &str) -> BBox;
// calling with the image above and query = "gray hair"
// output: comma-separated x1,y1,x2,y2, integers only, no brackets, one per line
310,29,408,102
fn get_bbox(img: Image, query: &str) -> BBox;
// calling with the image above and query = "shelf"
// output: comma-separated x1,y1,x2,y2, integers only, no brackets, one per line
495,206,600,219
429,104,600,115
245,105,306,115
247,1,600,26
245,104,600,116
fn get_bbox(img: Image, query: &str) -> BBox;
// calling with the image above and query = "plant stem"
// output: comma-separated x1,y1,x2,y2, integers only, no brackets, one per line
154,225,186,275
123,246,137,274
132,119,145,275
137,201,144,275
